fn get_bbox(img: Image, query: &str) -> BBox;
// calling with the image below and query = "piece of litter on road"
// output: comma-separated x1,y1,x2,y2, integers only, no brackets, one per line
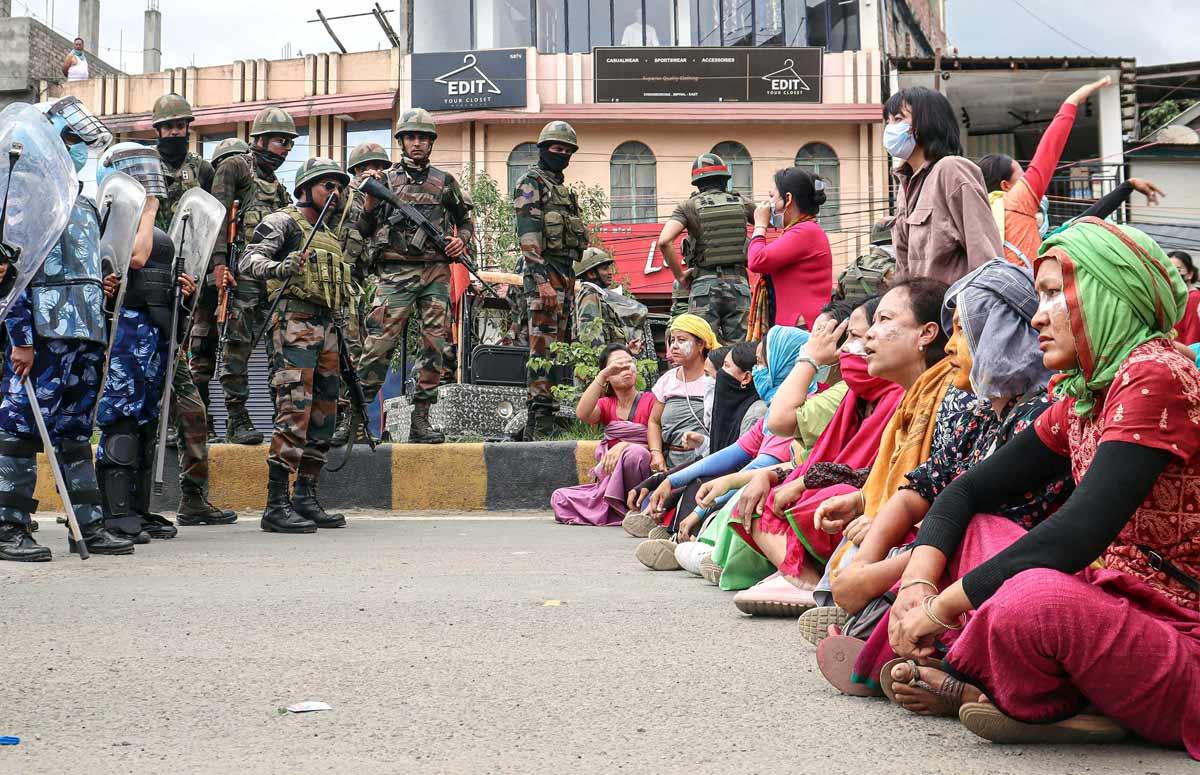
286,701,333,713
0,736,19,746
511,551,532,556
542,600,565,606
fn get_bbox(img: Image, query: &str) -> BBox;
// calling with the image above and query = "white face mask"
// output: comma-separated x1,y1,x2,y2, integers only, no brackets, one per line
884,120,917,160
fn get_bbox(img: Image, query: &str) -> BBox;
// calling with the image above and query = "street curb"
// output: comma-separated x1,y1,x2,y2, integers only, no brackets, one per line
29,441,603,515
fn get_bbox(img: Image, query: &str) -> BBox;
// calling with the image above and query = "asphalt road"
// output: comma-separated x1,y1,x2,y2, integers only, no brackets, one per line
0,512,1192,774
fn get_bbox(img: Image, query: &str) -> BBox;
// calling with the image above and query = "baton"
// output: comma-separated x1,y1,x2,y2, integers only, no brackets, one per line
151,212,189,495
24,380,87,559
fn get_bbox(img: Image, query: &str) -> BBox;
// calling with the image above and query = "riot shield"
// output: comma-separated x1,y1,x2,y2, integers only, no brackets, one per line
169,188,224,281
0,102,78,325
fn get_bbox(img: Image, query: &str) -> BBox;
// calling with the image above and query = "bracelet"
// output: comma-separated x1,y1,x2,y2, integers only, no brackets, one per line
898,578,938,593
856,489,866,514
922,594,963,631
649,448,662,453
797,355,820,373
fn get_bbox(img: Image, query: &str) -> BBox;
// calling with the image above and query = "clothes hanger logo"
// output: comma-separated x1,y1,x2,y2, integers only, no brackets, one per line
435,54,502,97
762,58,811,94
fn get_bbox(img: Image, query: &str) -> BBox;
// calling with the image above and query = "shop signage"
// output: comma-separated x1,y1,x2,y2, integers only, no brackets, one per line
594,47,822,104
412,48,527,111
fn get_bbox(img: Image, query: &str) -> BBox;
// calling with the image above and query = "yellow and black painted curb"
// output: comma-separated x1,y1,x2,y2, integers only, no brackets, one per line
31,442,602,513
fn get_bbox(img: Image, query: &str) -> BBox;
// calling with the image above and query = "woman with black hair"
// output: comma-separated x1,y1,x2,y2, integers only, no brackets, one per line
1170,250,1200,343
884,86,1001,285
748,167,834,331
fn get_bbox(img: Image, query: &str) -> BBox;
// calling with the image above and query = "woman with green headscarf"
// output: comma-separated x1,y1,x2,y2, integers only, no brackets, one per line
867,218,1199,755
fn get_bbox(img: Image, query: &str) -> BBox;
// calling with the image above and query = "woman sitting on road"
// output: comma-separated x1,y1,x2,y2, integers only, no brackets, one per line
644,314,718,476
551,345,654,526
810,261,1072,696
884,219,1198,755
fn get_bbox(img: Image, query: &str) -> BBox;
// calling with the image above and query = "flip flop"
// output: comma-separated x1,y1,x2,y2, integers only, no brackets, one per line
815,635,881,697
880,657,955,715
959,702,1127,745
797,605,849,647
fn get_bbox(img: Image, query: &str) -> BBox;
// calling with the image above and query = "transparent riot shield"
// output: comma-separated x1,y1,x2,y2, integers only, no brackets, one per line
169,187,224,281
0,102,78,325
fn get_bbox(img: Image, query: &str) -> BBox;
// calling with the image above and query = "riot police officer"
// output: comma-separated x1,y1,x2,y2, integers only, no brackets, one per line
656,152,755,344
357,109,475,444
203,106,297,445
240,158,352,534
515,120,588,440
330,141,390,447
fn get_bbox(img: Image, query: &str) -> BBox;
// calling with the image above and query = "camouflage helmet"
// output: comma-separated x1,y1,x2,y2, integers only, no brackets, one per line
250,106,298,139
151,93,194,127
347,141,391,173
574,247,615,277
869,216,895,245
537,120,578,150
210,137,249,167
292,157,351,197
394,108,437,139
691,152,730,185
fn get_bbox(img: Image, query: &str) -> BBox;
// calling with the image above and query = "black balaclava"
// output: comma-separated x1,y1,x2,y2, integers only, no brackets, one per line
538,145,571,174
157,136,189,167
253,144,287,173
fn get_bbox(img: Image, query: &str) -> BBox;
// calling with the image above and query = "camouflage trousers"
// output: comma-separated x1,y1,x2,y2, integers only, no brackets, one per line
187,274,220,401
266,301,340,477
190,273,266,410
170,351,209,490
359,261,450,404
688,270,751,345
337,277,374,414
525,266,574,416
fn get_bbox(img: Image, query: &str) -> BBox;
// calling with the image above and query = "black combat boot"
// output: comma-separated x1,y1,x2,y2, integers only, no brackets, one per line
0,522,51,562
291,475,346,528
225,404,263,445
131,434,176,540
261,467,316,534
176,481,238,526
69,521,136,556
165,426,179,448
206,416,218,445
408,400,445,444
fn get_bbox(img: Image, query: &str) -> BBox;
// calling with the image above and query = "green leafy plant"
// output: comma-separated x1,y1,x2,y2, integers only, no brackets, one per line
528,318,658,405
1142,99,1197,135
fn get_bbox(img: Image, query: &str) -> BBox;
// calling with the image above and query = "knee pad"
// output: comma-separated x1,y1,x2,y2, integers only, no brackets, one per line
98,418,139,468
98,466,133,517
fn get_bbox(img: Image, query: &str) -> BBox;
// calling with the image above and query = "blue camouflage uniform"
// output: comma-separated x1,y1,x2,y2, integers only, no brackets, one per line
0,196,107,530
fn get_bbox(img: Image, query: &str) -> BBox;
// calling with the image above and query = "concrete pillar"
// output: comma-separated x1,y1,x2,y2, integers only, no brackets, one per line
78,0,100,55
396,0,412,54
0,1,12,19
1097,75,1124,181
143,1,162,74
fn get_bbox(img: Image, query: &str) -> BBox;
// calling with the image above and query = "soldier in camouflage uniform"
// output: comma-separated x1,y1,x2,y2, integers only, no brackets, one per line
572,247,648,356
656,153,755,344
203,106,297,445
330,142,391,446
832,218,897,306
149,93,238,526
515,120,589,440
240,158,352,534
357,109,474,444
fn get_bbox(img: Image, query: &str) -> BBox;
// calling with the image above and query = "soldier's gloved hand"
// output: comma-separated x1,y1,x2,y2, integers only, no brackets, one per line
537,280,559,311
276,250,308,279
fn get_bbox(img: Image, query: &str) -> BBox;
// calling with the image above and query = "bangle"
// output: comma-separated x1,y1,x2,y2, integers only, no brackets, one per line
856,489,866,514
898,578,938,593
922,594,963,631
649,448,662,454
797,356,820,373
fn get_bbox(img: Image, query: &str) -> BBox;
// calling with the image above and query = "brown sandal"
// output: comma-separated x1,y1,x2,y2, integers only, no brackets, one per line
815,635,882,697
881,658,963,716
959,702,1127,744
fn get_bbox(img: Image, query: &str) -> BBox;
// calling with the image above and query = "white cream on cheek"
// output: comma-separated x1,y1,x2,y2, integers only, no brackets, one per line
673,339,695,359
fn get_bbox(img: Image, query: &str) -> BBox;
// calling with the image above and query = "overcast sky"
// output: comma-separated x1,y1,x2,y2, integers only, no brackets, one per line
13,0,1197,72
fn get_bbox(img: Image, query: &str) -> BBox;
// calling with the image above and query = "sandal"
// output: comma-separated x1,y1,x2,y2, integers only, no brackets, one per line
959,702,1127,745
880,658,963,716
797,605,849,647
816,635,881,697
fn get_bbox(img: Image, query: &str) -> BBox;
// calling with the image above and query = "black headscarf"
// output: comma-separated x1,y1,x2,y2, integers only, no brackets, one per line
708,369,760,452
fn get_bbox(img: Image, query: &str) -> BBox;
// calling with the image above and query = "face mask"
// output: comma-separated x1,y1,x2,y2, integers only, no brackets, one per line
157,136,189,166
68,142,88,173
253,147,286,172
1037,195,1051,237
838,351,875,393
883,120,916,160
539,147,571,173
752,364,775,403
769,195,784,229
842,338,867,357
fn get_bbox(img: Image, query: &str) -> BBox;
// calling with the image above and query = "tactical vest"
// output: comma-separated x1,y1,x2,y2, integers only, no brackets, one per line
237,152,292,244
157,152,205,230
379,165,448,262
125,227,177,336
529,168,588,265
267,206,350,312
335,188,368,274
30,196,107,344
687,191,748,269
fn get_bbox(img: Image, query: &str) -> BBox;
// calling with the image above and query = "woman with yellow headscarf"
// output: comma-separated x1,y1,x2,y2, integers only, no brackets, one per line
644,314,718,477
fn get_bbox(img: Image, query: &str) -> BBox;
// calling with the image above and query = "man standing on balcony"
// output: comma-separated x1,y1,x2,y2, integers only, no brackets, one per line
515,121,589,441
656,153,755,344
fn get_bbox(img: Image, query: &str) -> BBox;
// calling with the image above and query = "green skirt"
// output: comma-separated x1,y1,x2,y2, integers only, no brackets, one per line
698,489,776,592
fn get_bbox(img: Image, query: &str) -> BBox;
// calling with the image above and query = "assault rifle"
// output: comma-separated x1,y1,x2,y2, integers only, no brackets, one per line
327,320,378,472
213,198,239,369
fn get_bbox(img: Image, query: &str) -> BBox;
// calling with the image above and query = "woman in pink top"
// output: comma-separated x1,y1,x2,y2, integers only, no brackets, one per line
748,168,834,330
979,77,1112,269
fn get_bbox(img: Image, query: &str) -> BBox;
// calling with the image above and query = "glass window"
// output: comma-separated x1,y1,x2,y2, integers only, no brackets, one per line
588,0,614,49
806,0,827,50
693,0,721,46
200,131,235,163
477,0,533,49
795,142,839,231
644,1,673,47
828,0,859,52
414,0,473,52
539,0,567,53
507,142,539,195
724,1,753,46
277,127,311,193
611,141,657,223
345,119,395,166
711,141,753,198
615,0,660,46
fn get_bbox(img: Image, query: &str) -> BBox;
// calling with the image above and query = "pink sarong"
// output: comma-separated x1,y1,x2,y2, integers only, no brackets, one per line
551,420,650,526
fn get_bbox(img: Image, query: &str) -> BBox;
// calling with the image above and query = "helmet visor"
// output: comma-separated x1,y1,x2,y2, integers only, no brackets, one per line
49,96,112,150
105,147,166,197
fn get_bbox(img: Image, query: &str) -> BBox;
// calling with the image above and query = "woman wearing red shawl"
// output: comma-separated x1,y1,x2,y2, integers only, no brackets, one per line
884,219,1200,757
729,279,952,609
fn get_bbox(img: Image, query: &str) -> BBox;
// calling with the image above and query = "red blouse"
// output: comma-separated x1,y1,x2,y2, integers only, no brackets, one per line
1035,339,1200,608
